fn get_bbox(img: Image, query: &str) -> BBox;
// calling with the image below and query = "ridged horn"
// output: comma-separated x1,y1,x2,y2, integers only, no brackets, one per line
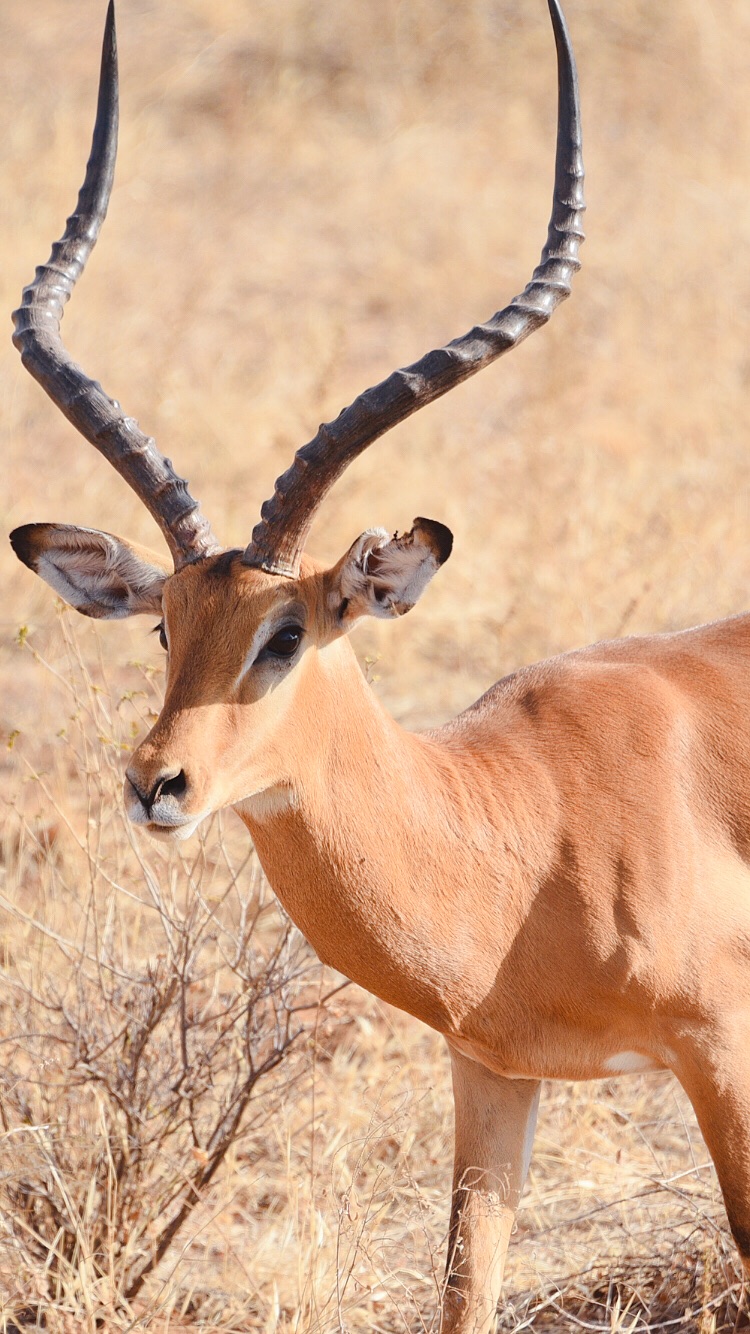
12,1,220,568
244,0,585,579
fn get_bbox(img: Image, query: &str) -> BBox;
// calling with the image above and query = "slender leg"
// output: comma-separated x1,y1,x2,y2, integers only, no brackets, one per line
441,1045,541,1334
674,1036,750,1276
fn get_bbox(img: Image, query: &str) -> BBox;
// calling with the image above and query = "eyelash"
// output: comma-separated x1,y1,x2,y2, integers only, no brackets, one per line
153,621,168,652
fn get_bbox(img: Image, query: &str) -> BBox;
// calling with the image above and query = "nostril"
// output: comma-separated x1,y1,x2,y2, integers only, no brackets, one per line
156,770,187,803
148,768,188,809
127,767,188,813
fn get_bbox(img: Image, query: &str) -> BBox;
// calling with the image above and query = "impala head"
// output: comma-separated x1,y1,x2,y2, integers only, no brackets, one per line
12,520,452,838
10,0,584,840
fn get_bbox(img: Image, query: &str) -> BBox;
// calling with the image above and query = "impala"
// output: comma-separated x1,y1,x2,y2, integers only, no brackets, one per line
11,2,749,1330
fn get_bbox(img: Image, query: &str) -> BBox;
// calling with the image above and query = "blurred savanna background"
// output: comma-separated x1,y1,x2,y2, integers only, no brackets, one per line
2,0,750,1328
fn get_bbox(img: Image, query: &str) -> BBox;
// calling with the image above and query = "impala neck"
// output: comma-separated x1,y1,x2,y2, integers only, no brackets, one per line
236,640,542,1033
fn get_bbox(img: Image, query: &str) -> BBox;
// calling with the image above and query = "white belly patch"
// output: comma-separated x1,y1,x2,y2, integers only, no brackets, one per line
448,1034,666,1080
602,1050,661,1074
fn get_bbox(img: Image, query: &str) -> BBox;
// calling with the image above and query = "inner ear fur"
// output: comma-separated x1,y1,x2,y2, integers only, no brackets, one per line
10,523,169,619
329,516,453,623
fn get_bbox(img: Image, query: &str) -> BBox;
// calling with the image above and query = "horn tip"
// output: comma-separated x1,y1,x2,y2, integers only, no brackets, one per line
103,0,118,73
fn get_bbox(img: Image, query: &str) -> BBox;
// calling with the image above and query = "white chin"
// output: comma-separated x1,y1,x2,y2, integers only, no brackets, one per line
127,809,206,842
144,819,203,843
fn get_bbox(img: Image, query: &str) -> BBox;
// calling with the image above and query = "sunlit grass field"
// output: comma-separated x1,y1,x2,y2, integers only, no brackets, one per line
3,0,750,1327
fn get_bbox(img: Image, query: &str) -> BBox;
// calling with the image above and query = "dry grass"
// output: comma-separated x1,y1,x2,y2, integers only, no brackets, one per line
3,0,750,1327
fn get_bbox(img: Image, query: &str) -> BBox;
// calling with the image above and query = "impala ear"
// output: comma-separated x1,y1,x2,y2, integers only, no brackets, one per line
329,517,453,624
10,523,169,619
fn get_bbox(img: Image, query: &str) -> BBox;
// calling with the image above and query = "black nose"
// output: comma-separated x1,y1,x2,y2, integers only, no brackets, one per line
129,767,187,813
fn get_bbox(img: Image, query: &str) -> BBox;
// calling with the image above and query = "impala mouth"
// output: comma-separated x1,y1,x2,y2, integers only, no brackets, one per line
124,778,208,842
128,808,207,843
140,816,206,843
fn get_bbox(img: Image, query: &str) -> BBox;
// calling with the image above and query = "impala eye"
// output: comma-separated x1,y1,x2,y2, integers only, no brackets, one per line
153,621,168,652
264,625,303,659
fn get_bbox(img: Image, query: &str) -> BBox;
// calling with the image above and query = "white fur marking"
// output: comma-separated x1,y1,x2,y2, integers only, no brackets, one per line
234,613,279,687
38,530,164,618
603,1051,659,1074
237,785,297,822
369,537,439,607
39,552,126,614
338,526,440,619
126,795,207,843
144,816,206,843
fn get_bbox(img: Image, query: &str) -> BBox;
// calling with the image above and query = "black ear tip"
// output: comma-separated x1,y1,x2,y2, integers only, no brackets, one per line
413,517,454,566
9,524,40,571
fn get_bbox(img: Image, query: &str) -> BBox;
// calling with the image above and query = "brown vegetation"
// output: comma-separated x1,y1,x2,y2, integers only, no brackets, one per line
2,0,750,1327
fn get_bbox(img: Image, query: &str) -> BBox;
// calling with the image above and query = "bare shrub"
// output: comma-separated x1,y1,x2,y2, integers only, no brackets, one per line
0,615,343,1324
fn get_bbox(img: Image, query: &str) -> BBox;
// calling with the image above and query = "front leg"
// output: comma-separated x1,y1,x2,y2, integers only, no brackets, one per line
442,1046,541,1334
